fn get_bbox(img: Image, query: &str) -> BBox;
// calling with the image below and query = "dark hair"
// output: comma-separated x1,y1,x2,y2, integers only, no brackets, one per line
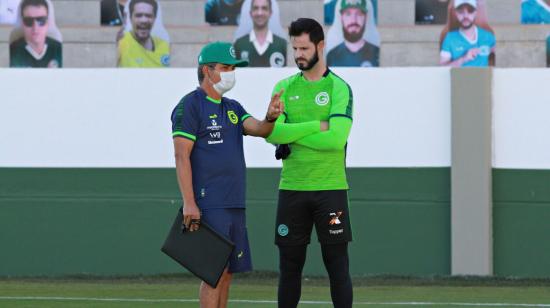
197,64,216,84
251,0,272,11
20,0,49,17
130,0,158,17
288,18,324,45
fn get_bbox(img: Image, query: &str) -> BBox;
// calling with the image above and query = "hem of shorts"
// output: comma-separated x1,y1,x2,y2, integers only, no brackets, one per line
199,204,246,210
275,240,311,246
228,267,253,274
317,239,353,245
278,185,349,191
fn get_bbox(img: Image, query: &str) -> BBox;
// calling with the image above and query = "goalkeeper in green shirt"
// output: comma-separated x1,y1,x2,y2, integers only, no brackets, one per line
266,18,353,308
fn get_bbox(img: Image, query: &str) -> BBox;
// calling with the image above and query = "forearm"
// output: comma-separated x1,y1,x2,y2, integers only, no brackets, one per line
246,118,275,138
266,120,321,144
175,154,196,205
294,117,352,151
441,56,465,67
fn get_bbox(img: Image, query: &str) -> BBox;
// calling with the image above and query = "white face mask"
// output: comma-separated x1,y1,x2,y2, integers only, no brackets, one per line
212,71,236,95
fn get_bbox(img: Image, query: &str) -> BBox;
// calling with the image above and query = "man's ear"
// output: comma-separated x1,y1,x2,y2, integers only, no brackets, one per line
202,65,211,82
317,40,325,53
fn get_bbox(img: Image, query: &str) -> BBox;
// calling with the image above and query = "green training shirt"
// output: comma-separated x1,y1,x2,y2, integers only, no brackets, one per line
270,70,353,191
10,37,62,68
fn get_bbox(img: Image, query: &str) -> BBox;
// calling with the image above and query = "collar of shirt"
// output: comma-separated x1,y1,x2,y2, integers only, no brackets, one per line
249,29,273,56
459,25,478,45
25,43,49,60
535,0,550,12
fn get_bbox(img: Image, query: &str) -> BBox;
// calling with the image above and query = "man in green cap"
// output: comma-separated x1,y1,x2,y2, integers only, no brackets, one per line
326,0,379,67
170,41,283,308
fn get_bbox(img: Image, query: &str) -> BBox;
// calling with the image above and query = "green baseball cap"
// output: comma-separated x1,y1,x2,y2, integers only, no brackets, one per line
198,41,248,67
340,0,367,13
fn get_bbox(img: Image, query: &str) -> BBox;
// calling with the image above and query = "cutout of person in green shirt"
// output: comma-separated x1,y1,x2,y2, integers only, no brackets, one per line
233,0,287,67
9,0,62,68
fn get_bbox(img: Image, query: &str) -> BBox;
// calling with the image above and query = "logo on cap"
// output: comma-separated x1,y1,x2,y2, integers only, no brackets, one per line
230,46,236,59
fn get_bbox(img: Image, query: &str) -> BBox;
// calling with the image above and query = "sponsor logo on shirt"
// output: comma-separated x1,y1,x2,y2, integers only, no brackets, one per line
207,118,222,131
328,212,344,235
241,51,249,61
329,212,343,225
315,92,330,106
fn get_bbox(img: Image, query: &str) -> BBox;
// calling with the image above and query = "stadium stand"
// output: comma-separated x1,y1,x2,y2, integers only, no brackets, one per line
0,0,548,67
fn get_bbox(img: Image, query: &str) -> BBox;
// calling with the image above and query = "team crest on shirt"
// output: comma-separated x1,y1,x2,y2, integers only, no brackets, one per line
227,110,239,124
161,54,170,66
360,61,373,67
315,92,330,106
241,51,250,61
269,52,285,67
47,60,59,68
479,46,491,56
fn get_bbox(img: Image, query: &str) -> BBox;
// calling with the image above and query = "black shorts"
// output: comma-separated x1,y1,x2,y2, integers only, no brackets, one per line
275,190,353,246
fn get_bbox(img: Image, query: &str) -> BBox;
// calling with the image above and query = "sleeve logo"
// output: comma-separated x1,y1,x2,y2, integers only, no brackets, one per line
315,92,330,106
227,110,239,124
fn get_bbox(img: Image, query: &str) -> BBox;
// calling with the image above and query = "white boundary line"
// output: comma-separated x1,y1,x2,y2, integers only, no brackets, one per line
1,297,550,307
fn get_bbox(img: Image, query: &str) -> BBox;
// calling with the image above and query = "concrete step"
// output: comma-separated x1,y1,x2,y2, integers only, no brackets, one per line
50,0,321,27
1,24,548,67
378,0,521,26
42,0,525,27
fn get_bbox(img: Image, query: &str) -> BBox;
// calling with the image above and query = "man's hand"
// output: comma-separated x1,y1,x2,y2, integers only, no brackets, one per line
320,121,329,131
266,89,284,122
462,48,480,63
183,201,201,232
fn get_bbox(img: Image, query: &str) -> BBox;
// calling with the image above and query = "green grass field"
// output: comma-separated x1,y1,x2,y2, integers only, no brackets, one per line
1,275,550,307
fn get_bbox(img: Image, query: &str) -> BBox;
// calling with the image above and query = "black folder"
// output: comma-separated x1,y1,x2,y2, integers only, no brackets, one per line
161,208,235,288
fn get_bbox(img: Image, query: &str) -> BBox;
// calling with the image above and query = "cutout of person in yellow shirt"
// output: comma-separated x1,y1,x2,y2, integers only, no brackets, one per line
117,0,170,67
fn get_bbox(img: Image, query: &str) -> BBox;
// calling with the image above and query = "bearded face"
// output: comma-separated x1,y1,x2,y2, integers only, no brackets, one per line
341,7,366,43
291,33,321,71
455,4,477,30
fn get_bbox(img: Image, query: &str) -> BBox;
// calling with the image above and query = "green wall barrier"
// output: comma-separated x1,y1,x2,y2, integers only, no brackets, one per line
493,169,550,278
0,167,450,277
